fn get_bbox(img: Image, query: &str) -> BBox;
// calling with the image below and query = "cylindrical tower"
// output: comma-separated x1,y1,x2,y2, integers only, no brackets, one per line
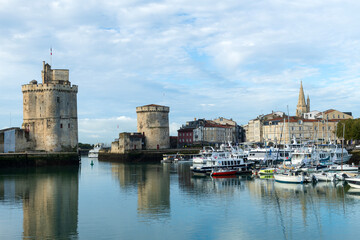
136,104,170,150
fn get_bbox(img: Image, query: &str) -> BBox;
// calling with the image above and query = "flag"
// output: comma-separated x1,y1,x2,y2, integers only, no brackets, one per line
50,48,52,55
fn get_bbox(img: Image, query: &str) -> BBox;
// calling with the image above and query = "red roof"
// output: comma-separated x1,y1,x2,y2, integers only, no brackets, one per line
204,122,233,128
142,104,167,107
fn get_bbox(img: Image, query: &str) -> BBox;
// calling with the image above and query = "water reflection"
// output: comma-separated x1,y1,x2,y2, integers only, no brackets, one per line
111,163,170,219
0,167,79,239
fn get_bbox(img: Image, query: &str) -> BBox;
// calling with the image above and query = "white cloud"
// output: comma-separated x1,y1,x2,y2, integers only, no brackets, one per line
1,0,360,143
78,116,137,144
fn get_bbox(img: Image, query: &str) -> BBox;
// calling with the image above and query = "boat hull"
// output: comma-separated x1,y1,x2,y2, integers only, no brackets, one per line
211,170,237,176
259,168,275,175
274,173,304,183
347,178,360,188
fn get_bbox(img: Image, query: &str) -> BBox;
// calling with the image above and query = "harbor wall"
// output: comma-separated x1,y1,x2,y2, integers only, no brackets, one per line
99,149,199,163
0,152,80,167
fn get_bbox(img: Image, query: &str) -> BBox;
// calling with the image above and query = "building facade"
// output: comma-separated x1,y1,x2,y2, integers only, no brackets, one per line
111,132,144,153
177,118,235,147
245,82,353,144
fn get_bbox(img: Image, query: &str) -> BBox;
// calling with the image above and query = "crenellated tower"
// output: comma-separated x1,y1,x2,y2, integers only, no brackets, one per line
136,104,170,150
22,61,78,152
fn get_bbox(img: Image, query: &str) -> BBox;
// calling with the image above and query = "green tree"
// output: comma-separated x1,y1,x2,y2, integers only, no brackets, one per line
336,119,360,141
78,143,93,149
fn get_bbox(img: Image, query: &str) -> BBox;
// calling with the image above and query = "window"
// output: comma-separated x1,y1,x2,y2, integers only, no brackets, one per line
60,124,63,128
68,123,70,128
57,97,60,103
299,127,301,130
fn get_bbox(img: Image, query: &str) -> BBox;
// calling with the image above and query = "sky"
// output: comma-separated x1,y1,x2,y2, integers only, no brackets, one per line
1,0,360,144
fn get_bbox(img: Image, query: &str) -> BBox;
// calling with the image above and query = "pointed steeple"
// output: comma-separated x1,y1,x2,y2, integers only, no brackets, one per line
296,81,307,117
306,95,310,112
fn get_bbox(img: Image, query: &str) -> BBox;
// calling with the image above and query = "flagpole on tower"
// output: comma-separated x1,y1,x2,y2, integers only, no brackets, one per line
50,47,52,66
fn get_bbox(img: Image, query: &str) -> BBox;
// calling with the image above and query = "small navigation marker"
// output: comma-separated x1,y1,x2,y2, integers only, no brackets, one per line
90,160,94,166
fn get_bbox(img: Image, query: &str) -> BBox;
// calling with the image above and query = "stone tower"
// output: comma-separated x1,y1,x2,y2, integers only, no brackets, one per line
136,104,170,150
22,61,78,152
296,81,309,117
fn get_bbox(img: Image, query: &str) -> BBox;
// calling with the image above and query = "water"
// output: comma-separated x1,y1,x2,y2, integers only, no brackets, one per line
1,156,360,239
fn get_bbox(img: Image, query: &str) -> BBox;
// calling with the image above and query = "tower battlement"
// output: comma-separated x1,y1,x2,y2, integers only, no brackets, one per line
136,104,169,113
22,83,78,93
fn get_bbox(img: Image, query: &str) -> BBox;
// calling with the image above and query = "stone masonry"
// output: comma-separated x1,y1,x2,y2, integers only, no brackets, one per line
21,61,78,152
136,104,170,150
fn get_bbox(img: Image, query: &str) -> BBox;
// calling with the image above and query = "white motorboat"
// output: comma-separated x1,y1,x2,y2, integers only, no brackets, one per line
312,172,341,182
191,151,252,174
346,177,360,189
192,147,214,164
88,143,104,158
274,171,305,184
328,164,359,172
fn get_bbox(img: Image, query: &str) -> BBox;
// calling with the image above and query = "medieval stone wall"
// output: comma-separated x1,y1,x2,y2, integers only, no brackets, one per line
22,63,78,152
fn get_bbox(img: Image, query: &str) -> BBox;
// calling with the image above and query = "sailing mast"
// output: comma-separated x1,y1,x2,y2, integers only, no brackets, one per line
341,123,345,171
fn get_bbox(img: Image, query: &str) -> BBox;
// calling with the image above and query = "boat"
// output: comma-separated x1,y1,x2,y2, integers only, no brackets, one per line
190,151,252,174
312,172,341,182
88,143,104,158
328,164,359,172
161,153,183,163
211,168,237,177
258,167,276,175
346,177,360,189
192,147,214,164
274,171,305,184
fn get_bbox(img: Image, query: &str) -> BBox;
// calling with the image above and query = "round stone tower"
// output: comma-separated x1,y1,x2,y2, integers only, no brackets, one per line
136,104,170,150
22,61,78,152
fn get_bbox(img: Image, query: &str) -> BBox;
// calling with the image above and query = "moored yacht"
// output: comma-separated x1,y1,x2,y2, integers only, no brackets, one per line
88,143,104,158
191,151,252,174
274,170,306,183
346,177,360,189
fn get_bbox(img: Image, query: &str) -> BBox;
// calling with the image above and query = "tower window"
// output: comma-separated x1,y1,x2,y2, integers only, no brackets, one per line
68,123,70,128
57,97,60,103
60,124,63,128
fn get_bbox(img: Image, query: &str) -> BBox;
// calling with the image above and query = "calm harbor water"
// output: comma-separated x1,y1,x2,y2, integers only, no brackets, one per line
1,156,360,240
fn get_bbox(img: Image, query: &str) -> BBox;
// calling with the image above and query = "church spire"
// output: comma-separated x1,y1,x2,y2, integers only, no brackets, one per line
296,81,308,117
306,94,310,112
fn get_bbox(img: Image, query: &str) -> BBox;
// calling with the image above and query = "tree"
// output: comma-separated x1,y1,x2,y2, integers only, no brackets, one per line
336,119,360,141
78,143,93,149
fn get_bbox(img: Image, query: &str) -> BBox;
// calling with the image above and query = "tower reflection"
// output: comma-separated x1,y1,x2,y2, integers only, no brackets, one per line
111,163,170,219
0,167,79,239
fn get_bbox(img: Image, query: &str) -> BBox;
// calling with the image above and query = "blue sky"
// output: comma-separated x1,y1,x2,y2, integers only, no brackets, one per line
1,0,360,144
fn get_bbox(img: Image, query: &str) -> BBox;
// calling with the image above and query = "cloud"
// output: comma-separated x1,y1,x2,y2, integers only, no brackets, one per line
1,0,360,144
78,116,137,144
